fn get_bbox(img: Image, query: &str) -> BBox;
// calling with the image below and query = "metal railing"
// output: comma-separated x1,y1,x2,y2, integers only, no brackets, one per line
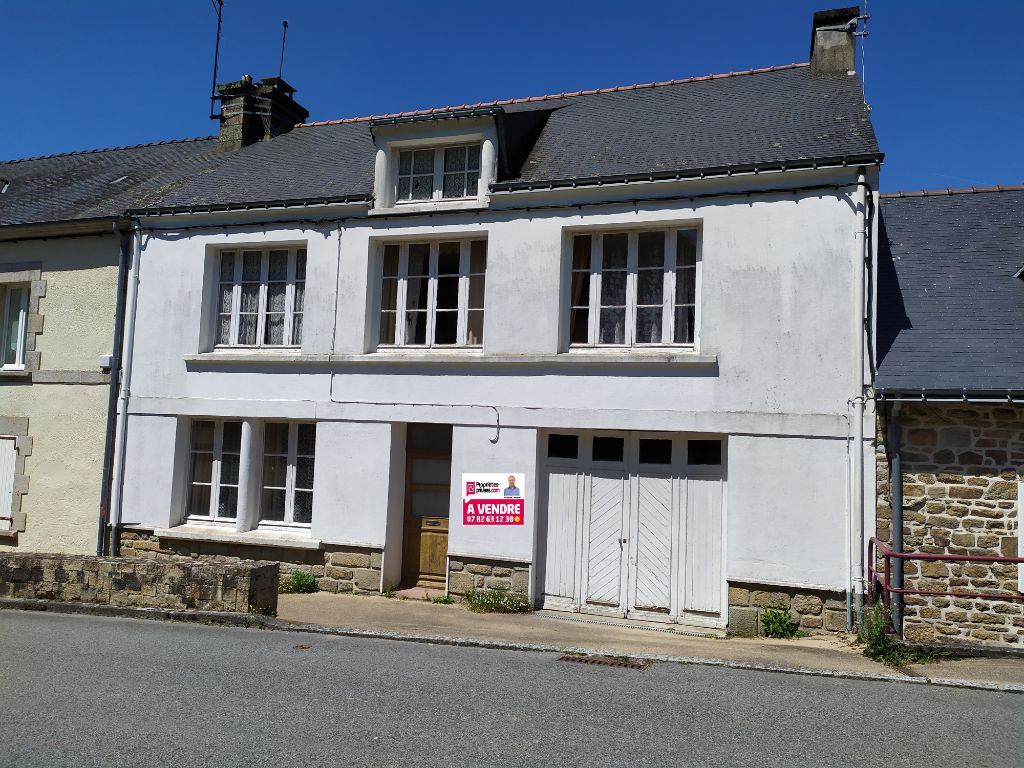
868,537,1024,615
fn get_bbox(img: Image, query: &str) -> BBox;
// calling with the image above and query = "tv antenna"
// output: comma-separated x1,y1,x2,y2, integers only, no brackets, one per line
278,20,289,79
854,0,871,109
209,0,225,120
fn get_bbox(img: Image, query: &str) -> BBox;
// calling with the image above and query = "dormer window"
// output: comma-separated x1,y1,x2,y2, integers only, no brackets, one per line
396,144,481,202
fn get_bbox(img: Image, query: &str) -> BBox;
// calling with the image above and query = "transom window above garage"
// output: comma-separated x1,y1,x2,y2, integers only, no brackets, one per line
396,144,481,202
378,239,486,348
568,229,699,347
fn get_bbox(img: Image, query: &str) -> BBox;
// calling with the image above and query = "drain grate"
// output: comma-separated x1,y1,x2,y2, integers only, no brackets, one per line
558,653,651,670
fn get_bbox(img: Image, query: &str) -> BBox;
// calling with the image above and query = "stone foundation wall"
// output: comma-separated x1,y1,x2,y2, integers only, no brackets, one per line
119,530,382,595
447,557,530,595
727,582,847,637
876,403,1022,645
0,552,277,613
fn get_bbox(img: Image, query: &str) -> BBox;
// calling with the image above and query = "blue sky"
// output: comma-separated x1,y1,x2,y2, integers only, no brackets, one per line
1,0,1021,191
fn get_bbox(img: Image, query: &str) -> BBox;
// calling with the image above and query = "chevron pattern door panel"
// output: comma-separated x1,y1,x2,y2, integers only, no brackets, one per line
585,472,626,607
632,474,674,612
684,477,723,614
543,470,581,601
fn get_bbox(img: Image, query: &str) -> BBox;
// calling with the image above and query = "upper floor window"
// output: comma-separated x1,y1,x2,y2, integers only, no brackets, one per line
396,144,481,202
568,229,698,347
378,240,486,348
1,284,28,369
216,248,305,348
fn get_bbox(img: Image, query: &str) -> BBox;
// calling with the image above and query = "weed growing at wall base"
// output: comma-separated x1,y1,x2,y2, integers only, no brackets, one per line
464,587,531,614
859,603,946,666
760,603,805,638
280,571,318,594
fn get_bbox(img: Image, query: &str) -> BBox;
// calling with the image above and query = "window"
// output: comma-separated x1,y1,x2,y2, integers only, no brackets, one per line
396,144,481,202
568,229,698,347
1,284,27,369
687,440,722,466
187,420,242,522
378,240,486,348
547,433,579,460
216,248,306,348
592,436,625,463
259,422,315,527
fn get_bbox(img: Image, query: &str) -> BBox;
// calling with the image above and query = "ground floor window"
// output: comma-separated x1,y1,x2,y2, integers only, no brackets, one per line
187,420,242,522
259,422,316,527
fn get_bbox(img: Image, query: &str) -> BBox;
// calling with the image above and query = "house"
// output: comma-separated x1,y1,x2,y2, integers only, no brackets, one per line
104,6,881,635
0,140,223,554
874,186,1024,646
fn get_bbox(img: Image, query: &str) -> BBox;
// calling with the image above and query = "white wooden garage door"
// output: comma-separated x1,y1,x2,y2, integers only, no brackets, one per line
540,432,724,626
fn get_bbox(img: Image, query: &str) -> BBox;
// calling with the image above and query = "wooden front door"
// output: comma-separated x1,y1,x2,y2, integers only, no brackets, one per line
402,424,453,587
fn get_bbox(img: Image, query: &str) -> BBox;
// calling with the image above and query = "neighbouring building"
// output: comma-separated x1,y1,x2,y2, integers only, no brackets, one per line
0,140,224,554
874,187,1024,646
108,7,882,636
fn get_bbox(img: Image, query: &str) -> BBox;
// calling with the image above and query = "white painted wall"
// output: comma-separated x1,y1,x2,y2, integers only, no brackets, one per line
121,168,872,593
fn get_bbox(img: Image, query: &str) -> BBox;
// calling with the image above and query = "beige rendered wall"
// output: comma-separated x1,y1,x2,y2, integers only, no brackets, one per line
0,234,119,554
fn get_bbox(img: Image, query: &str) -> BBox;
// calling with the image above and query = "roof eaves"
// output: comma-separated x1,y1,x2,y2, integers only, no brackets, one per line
129,193,373,217
298,62,810,129
876,387,1024,402
368,106,504,129
490,153,885,193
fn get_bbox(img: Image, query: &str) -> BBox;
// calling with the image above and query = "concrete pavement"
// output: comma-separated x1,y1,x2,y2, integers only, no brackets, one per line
277,592,1024,688
1,611,1020,768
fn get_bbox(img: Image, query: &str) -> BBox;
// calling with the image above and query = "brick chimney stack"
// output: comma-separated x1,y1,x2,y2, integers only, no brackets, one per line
215,75,310,151
809,7,859,77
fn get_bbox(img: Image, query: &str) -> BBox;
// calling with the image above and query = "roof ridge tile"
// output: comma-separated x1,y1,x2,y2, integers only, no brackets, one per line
881,184,1024,199
0,136,218,166
296,62,811,128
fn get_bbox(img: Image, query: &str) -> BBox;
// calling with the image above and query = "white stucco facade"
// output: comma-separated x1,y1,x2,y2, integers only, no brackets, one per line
118,165,878,625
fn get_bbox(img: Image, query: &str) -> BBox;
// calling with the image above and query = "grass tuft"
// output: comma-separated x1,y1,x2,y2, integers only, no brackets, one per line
464,587,532,614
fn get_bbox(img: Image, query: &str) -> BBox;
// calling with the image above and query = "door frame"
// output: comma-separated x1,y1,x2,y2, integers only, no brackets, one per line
538,430,728,627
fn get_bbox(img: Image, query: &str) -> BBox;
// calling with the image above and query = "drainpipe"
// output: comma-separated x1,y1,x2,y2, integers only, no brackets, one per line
96,222,131,554
851,168,868,626
108,221,142,556
887,401,903,635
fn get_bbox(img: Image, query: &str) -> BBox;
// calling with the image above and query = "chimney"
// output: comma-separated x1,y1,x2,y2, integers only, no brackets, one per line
215,75,310,151
809,7,859,77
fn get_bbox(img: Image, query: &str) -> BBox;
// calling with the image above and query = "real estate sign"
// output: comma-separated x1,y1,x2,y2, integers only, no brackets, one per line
462,473,526,525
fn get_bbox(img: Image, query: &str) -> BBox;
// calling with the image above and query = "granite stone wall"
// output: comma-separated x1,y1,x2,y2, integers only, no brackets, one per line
727,581,847,637
447,557,530,595
0,552,277,613
119,530,382,595
876,403,1022,645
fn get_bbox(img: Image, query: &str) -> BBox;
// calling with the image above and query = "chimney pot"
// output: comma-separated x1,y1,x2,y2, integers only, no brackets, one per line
809,7,859,77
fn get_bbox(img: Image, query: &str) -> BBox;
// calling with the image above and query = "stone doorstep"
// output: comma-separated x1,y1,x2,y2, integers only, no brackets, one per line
1,598,1020,695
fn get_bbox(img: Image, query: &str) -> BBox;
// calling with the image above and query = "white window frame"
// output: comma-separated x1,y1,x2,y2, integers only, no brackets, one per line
186,420,242,525
567,228,700,349
1,284,28,370
216,247,306,349
394,143,482,203
377,239,486,349
258,422,315,530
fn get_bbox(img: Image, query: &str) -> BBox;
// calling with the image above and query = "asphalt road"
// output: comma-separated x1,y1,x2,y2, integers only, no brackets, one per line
0,612,1020,768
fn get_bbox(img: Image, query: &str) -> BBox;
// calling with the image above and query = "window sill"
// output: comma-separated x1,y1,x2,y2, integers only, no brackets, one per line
148,524,322,551
370,198,487,216
185,350,718,367
0,368,31,379
332,350,718,366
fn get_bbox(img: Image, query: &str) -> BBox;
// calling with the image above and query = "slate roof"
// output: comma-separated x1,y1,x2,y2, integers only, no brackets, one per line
0,138,223,227
876,187,1024,393
147,64,878,211
1,63,880,223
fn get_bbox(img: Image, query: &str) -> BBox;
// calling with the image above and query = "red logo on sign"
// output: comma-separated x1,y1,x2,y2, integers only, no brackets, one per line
465,481,475,496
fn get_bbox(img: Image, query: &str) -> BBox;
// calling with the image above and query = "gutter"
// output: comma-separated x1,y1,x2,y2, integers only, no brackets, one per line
876,389,1024,403
490,153,885,193
128,194,372,218
0,216,122,242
